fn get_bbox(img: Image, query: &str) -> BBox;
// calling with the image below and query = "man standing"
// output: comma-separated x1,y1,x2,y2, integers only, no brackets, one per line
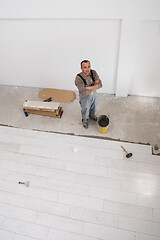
75,60,102,129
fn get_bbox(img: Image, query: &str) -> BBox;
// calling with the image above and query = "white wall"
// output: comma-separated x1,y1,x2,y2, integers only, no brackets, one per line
0,19,121,93
129,20,160,97
0,0,160,97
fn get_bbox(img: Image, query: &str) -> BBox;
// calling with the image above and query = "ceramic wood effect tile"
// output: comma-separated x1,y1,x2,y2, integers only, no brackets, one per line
1,217,48,240
0,133,43,148
18,154,66,170
0,150,20,162
134,232,160,240
47,178,91,196
16,184,59,202
69,206,118,228
0,169,10,179
0,127,159,240
36,212,83,234
0,202,37,223
95,155,138,171
0,229,14,240
90,186,137,205
0,190,26,207
103,200,152,221
0,126,38,138
137,195,160,209
55,151,95,165
138,162,160,175
118,215,160,236
18,145,57,158
107,167,160,186
36,165,78,182
0,215,5,225
83,222,135,240
47,228,98,240
7,171,48,189
76,173,122,191
65,162,108,177
153,208,160,222
0,141,21,153
13,234,39,240
58,192,104,211
24,197,70,217
0,159,37,176
122,179,160,197
110,141,152,155
132,152,160,165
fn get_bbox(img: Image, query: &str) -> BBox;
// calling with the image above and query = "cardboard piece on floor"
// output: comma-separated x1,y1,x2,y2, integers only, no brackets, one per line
39,88,76,103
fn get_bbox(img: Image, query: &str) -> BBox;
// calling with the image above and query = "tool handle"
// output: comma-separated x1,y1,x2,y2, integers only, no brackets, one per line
121,146,128,154
19,182,25,184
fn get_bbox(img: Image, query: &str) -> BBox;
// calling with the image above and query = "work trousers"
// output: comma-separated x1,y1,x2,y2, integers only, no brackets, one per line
79,91,97,124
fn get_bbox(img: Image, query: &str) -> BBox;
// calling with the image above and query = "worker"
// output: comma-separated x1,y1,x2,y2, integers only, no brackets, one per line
75,60,102,129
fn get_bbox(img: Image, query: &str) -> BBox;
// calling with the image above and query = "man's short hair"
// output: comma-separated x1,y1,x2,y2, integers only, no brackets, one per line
81,60,90,67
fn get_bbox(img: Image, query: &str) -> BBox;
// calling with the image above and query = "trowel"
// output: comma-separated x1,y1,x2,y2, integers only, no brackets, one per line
18,181,30,187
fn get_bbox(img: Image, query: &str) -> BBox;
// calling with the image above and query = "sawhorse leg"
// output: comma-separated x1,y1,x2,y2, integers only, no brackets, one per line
23,109,29,117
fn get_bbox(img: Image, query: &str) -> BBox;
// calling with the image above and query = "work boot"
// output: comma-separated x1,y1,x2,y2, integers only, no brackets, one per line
82,119,88,129
83,123,88,129
89,116,97,121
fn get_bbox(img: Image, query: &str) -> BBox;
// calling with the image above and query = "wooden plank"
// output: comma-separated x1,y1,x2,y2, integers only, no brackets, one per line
23,107,63,118
23,106,58,113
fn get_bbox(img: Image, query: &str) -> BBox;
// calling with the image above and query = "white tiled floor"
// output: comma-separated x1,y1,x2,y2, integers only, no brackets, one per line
0,126,160,240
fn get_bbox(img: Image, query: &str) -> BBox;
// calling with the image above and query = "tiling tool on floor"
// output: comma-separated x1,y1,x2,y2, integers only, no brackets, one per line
19,181,30,187
43,97,53,102
121,146,133,158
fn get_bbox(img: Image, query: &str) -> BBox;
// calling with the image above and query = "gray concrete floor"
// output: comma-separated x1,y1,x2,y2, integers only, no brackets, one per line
0,85,160,155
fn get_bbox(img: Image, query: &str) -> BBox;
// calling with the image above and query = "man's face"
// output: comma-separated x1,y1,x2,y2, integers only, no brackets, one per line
81,62,91,76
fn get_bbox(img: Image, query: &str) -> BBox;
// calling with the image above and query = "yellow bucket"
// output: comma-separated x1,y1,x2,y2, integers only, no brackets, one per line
97,115,109,133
